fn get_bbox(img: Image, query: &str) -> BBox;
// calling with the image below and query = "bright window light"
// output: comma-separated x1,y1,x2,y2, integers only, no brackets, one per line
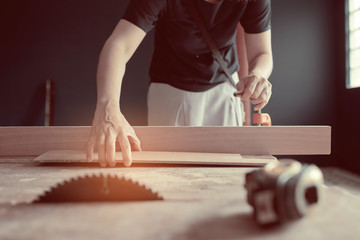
347,0,360,88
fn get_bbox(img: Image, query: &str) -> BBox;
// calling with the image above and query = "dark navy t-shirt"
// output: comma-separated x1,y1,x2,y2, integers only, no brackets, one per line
123,0,271,92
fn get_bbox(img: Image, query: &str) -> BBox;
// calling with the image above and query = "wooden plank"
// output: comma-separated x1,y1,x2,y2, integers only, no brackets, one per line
33,150,277,166
0,126,331,156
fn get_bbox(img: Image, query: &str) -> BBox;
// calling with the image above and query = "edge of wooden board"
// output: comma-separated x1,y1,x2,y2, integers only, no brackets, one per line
33,150,278,167
0,126,331,156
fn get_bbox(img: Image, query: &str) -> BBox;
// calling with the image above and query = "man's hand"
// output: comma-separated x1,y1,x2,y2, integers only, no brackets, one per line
86,101,141,167
236,30,273,111
235,73,272,111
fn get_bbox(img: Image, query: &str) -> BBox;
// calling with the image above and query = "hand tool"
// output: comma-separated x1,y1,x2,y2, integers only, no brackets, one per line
253,109,272,126
233,91,272,126
244,160,324,227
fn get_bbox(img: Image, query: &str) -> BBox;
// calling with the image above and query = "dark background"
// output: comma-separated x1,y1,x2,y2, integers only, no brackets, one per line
0,0,359,174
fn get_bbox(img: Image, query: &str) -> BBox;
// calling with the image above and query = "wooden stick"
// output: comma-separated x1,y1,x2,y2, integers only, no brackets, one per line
0,126,331,156
33,150,277,166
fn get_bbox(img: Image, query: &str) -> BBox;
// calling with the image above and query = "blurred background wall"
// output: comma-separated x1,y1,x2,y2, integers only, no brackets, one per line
2,0,359,173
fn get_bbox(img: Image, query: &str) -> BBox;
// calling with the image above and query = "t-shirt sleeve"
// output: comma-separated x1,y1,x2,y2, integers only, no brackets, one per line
122,0,166,33
240,0,271,34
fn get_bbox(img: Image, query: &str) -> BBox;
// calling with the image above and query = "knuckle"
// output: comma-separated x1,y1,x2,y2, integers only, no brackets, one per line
128,128,137,136
118,131,128,141
250,75,257,80
118,127,127,137
104,123,115,135
254,88,262,96
249,77,257,85
245,87,253,94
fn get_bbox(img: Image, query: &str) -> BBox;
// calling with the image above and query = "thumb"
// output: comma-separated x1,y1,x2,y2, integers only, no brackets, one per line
237,78,245,93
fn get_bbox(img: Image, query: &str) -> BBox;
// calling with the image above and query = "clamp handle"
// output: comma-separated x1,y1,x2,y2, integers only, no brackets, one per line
253,110,272,126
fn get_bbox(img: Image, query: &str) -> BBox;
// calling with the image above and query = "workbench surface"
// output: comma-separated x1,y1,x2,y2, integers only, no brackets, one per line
1,157,359,240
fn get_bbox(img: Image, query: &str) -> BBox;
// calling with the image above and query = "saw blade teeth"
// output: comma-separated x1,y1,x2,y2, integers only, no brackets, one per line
88,173,95,178
33,173,164,202
102,174,109,180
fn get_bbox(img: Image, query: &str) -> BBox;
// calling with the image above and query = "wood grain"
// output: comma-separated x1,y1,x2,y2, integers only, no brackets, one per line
33,150,277,166
0,126,331,156
0,161,359,240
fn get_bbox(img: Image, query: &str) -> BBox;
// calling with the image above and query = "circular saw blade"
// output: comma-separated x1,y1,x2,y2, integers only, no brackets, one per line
33,174,163,203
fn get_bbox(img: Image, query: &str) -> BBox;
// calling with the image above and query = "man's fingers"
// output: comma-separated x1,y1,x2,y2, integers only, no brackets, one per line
251,80,267,100
128,134,142,151
241,77,258,100
106,131,117,167
118,135,132,167
252,91,271,109
251,90,268,104
97,134,107,167
87,103,141,168
253,91,271,110
86,135,96,162
254,101,267,111
236,79,245,94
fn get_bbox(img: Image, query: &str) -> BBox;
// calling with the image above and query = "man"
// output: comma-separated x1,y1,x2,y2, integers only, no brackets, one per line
87,0,273,167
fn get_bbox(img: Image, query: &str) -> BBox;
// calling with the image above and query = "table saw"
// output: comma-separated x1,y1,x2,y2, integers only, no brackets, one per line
1,126,359,240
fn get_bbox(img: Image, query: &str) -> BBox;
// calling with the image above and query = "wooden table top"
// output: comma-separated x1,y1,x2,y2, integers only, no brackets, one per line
0,157,359,240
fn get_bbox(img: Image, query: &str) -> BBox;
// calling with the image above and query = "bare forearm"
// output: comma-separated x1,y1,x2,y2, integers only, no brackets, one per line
87,19,146,168
248,52,273,79
96,39,127,107
236,30,273,110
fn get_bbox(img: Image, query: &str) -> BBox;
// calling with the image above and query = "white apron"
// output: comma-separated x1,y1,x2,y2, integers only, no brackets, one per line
147,72,244,126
